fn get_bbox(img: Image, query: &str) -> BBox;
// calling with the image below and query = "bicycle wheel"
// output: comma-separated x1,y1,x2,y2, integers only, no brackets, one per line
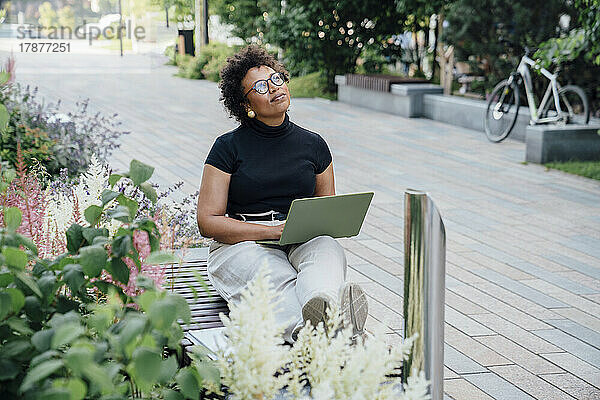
558,85,590,125
485,79,520,142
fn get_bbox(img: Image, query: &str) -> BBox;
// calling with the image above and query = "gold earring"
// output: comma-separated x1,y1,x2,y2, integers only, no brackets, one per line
247,109,255,118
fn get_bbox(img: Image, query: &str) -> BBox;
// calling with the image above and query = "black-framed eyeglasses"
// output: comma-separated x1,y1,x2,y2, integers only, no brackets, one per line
244,72,287,97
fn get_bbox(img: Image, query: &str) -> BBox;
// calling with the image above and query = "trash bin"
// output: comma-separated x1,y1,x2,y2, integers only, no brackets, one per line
177,29,195,56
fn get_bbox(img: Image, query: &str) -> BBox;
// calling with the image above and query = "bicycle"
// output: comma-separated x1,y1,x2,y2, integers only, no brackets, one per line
484,49,590,142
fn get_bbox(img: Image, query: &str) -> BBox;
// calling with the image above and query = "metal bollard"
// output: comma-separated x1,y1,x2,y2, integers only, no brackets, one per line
403,189,446,400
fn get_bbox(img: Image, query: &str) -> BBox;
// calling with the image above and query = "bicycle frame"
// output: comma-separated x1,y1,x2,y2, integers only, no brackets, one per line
507,55,563,124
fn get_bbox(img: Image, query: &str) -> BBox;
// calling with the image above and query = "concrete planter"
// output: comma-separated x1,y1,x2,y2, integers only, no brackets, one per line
335,74,531,142
525,124,600,163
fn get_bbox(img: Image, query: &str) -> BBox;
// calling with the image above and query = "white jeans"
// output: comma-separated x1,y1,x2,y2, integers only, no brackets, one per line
207,219,348,343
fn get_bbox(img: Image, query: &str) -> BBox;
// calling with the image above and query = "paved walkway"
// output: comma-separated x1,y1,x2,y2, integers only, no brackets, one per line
8,51,600,400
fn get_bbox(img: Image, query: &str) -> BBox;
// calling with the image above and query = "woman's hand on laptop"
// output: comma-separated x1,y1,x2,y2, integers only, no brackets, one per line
265,222,285,239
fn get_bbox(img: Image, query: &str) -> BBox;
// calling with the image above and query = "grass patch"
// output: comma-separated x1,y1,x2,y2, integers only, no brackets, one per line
288,71,336,100
545,160,600,180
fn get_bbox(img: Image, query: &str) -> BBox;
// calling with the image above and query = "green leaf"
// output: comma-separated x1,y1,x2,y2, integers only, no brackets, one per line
111,235,132,258
169,293,191,325
39,387,71,400
0,359,18,380
32,329,54,352
108,173,123,187
162,389,184,400
149,297,177,330
145,250,178,265
16,234,38,256
129,159,154,186
107,258,129,283
66,224,84,254
116,194,138,221
16,272,42,297
77,246,107,278
6,316,33,335
3,247,27,270
101,189,120,206
136,290,159,311
3,207,22,231
106,206,130,223
20,359,64,392
158,356,178,384
24,295,43,321
81,227,107,244
0,71,10,86
5,287,25,313
140,182,158,204
63,264,86,293
130,347,162,389
0,269,14,286
175,368,200,399
51,322,85,349
0,103,9,132
195,361,221,387
83,205,103,226
0,338,31,358
0,292,12,320
53,378,87,400
117,314,146,347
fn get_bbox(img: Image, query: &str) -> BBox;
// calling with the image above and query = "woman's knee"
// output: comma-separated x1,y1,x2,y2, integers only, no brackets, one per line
307,235,347,264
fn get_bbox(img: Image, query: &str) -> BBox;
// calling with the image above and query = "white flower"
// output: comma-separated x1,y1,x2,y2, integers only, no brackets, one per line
217,265,290,400
214,269,430,400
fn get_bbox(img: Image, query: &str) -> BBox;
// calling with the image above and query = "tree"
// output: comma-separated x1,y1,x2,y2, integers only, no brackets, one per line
574,0,600,65
442,0,574,92
261,0,405,91
38,1,57,28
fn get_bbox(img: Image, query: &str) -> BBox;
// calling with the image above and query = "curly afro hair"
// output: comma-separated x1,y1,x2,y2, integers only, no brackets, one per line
218,45,290,124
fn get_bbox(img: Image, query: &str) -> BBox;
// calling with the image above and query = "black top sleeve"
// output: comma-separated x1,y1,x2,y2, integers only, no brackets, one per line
315,134,333,174
205,136,235,174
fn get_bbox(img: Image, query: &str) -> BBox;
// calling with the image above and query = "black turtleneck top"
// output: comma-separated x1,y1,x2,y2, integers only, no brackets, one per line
205,113,332,216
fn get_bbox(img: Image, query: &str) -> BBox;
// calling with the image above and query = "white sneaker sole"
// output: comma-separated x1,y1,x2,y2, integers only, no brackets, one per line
302,295,331,329
341,283,368,336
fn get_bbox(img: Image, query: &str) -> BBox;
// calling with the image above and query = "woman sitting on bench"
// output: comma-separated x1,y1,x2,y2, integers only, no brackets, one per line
196,45,368,344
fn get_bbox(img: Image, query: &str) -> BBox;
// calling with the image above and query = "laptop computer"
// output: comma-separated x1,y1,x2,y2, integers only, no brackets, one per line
255,191,374,245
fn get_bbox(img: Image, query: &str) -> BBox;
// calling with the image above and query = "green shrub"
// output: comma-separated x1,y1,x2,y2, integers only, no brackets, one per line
163,44,176,66
288,71,336,100
0,160,220,399
176,42,238,81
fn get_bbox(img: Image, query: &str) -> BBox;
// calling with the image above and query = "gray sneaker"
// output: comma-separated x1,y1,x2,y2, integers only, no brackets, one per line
340,283,368,338
302,294,333,330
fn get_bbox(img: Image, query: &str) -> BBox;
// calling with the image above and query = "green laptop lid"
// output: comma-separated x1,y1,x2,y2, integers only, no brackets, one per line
257,192,374,245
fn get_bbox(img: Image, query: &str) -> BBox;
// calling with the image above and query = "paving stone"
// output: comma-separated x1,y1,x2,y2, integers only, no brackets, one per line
444,344,487,375
474,281,561,322
445,306,495,336
540,373,600,398
463,372,535,400
471,314,562,354
543,253,600,280
553,308,600,333
350,262,403,296
445,367,459,379
534,329,600,368
444,325,510,367
470,269,568,309
490,364,576,400
545,319,600,350
445,290,488,315
475,335,563,374
444,378,495,400
540,352,600,388
450,284,551,330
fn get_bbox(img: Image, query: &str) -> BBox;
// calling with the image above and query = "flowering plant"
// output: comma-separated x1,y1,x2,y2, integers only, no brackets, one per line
217,267,431,400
